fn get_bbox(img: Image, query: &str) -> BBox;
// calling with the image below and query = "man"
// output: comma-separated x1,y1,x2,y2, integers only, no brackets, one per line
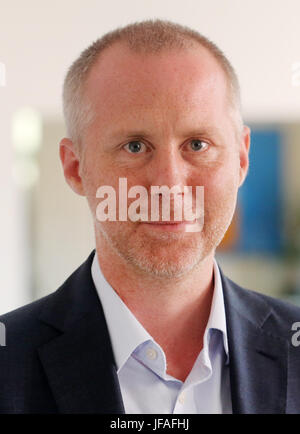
1,19,300,414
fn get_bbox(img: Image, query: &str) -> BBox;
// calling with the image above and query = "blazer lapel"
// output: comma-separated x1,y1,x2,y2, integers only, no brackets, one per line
221,272,288,414
37,249,289,414
37,250,125,414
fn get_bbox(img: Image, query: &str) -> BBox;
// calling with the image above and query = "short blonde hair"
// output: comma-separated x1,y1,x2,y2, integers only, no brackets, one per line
62,19,243,151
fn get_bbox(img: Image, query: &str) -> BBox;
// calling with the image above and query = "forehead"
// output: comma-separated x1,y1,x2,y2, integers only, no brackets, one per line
83,42,229,127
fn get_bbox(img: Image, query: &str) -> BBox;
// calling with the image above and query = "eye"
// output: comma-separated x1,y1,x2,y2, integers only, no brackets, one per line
123,141,147,153
188,139,209,152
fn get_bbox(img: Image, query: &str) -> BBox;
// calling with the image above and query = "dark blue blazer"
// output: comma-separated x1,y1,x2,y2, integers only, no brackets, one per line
1,250,300,414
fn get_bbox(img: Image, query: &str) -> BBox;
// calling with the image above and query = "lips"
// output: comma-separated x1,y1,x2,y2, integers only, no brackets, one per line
140,219,200,233
143,221,195,225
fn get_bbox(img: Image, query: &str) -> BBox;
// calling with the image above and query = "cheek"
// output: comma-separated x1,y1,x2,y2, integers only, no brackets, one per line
83,163,144,223
201,160,240,211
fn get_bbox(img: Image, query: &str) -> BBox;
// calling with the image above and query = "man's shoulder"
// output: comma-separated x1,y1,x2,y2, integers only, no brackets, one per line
0,250,108,414
231,276,300,315
0,289,63,352
223,273,300,338
0,250,97,351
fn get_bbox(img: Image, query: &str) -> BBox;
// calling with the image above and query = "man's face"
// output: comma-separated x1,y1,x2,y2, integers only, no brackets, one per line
62,43,250,278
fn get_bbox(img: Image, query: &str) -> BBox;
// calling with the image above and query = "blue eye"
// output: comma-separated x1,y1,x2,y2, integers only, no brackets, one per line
189,140,208,152
124,141,146,153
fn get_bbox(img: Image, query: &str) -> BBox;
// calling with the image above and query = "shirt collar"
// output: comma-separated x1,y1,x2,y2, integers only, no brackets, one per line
206,259,229,363
91,252,229,372
91,253,152,372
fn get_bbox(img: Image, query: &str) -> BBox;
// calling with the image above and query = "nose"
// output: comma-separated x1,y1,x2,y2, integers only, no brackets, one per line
146,146,188,191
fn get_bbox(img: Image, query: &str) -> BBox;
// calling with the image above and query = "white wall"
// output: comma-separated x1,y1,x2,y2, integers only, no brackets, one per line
33,119,95,299
1,0,299,119
1,0,300,313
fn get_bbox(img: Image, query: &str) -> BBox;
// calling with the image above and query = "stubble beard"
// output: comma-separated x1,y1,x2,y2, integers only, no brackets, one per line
95,206,234,279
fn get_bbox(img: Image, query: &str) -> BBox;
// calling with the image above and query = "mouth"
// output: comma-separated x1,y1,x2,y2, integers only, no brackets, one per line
140,220,197,232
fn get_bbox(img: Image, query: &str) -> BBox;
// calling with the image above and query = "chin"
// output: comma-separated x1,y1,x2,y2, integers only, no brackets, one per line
125,250,202,278
97,215,230,278
121,232,214,279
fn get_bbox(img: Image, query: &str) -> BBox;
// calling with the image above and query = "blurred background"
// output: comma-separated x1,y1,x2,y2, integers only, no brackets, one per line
0,0,299,314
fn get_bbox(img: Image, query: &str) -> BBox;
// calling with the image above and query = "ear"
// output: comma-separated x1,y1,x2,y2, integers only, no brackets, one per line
238,125,251,188
59,138,85,196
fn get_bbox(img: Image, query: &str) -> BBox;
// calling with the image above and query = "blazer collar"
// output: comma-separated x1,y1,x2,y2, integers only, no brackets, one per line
37,249,125,414
37,250,288,414
220,270,288,414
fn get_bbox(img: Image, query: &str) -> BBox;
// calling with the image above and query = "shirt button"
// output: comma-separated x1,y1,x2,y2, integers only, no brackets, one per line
146,348,157,360
178,392,186,404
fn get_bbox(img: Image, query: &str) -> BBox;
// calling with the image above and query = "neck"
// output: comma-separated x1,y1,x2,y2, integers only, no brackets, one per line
95,233,215,381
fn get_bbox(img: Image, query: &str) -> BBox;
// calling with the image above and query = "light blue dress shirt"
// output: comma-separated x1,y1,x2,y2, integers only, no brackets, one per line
91,253,232,414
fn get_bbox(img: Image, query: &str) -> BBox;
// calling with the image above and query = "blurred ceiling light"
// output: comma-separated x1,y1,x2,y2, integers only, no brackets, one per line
12,107,42,156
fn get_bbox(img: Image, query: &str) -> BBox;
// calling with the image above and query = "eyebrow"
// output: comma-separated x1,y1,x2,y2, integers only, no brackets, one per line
109,126,222,141
111,130,150,139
